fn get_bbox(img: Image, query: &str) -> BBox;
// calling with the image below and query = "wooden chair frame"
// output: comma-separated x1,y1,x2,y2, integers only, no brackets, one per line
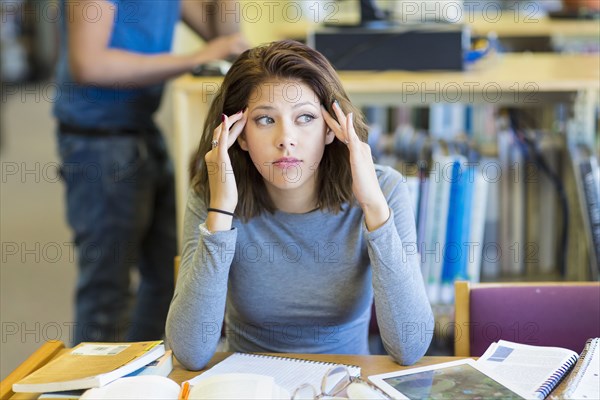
454,280,600,357
174,255,181,286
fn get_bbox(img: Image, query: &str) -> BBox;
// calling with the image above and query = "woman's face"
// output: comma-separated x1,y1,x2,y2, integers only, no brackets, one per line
238,79,335,196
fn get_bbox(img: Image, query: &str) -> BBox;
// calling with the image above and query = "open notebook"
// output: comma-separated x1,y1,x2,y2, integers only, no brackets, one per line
81,353,361,399
554,338,600,400
188,353,361,393
476,340,580,399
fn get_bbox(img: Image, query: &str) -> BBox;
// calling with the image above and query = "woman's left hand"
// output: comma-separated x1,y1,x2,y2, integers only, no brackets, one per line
322,101,390,231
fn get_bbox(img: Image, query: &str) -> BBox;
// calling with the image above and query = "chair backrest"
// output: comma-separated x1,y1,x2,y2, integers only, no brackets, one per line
174,255,180,286
454,281,600,357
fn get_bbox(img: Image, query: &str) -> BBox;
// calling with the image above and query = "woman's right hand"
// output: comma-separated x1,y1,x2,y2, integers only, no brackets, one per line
204,110,248,219
194,33,249,64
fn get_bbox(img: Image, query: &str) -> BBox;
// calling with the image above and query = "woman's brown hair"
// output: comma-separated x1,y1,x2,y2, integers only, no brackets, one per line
189,39,369,221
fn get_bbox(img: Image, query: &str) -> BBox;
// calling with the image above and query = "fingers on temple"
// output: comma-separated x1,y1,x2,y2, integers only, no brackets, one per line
332,101,352,144
321,105,345,141
227,109,248,147
213,110,246,148
346,113,355,144
332,100,347,124
219,114,229,153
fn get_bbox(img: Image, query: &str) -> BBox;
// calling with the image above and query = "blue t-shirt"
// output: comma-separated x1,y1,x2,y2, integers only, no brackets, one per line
54,0,181,130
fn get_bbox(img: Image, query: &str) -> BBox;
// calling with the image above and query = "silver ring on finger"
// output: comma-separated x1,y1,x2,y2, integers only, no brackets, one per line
211,140,219,149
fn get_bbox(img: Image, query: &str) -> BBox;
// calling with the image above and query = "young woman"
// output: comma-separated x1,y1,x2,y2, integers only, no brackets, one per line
166,40,433,370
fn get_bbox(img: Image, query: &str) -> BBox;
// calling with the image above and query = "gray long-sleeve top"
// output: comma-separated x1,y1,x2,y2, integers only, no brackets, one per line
166,165,434,370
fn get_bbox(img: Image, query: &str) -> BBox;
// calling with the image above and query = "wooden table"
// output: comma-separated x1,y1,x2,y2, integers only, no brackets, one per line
169,352,460,384
1,341,461,399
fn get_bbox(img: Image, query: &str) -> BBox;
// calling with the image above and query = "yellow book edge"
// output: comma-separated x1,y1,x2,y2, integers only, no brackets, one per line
13,341,164,393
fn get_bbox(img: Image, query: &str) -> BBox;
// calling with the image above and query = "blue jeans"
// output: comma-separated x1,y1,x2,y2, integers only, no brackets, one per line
58,127,176,344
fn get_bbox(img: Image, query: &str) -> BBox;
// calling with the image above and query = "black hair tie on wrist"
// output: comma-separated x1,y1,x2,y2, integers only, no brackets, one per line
207,207,235,217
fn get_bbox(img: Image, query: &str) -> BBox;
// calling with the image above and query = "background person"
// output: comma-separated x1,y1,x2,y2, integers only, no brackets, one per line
55,0,248,344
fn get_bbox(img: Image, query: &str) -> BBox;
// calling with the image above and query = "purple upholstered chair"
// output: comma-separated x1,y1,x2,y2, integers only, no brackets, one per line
454,281,600,357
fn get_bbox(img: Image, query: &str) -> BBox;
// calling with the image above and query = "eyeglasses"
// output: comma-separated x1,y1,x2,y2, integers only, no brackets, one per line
291,365,390,399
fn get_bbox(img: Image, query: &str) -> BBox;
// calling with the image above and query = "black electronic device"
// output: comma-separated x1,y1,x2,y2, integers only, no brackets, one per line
357,0,391,26
548,9,600,19
191,60,232,77
327,0,395,29
308,23,468,71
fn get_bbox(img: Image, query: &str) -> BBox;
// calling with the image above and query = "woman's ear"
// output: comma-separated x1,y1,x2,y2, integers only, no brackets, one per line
325,128,335,145
237,132,249,151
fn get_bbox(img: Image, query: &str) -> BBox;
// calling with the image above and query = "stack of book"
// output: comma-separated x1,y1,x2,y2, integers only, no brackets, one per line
12,341,171,397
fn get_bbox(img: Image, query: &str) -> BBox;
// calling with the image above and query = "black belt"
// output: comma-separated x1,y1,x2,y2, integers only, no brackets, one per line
59,122,153,137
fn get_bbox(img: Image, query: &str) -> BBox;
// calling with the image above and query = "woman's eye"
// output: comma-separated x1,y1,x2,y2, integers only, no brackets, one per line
298,114,316,124
255,116,274,126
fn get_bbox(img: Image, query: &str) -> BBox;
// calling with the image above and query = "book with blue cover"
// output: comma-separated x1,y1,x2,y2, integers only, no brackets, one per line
424,153,456,304
440,158,472,303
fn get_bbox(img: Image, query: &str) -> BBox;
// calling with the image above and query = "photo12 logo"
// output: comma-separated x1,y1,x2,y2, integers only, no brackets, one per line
198,1,340,24
392,1,542,24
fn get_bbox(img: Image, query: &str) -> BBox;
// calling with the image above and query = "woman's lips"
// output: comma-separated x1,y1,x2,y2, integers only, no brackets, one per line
273,158,302,168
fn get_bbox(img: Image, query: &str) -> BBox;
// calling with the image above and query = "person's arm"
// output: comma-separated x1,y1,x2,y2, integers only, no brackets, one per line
366,168,434,365
166,113,246,370
181,0,241,41
68,0,245,86
165,191,237,370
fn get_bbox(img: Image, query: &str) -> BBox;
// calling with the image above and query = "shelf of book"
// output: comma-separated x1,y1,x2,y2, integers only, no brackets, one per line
375,104,597,291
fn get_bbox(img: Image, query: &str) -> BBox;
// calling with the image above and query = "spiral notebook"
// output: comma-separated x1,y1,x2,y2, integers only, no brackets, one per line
187,353,361,393
559,338,600,400
476,340,579,399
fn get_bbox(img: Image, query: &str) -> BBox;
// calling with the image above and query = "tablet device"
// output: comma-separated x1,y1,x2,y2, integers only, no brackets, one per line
368,359,531,400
